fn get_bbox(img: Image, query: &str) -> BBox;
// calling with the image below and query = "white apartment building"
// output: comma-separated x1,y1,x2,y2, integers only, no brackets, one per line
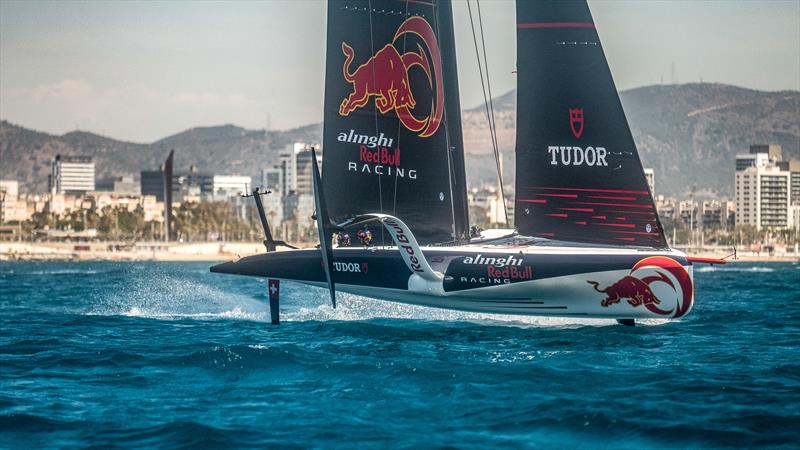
735,146,794,230
50,155,95,194
468,187,510,226
211,175,252,197
0,180,25,222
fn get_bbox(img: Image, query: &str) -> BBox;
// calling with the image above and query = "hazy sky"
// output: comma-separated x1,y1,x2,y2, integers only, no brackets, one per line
1,0,798,143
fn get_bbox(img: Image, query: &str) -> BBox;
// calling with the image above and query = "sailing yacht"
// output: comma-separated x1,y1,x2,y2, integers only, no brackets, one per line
212,0,718,325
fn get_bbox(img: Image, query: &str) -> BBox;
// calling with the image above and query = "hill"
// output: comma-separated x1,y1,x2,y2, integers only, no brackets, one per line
461,83,800,196
1,83,797,197
0,121,321,193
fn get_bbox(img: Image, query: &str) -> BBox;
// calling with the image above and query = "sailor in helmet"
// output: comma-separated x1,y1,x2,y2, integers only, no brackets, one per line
336,231,351,247
356,226,372,247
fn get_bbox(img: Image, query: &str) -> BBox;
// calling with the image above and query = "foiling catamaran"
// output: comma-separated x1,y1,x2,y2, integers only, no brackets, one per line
212,0,724,326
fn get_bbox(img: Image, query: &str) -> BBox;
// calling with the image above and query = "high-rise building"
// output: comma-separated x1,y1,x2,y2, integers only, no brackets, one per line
50,155,95,194
266,143,322,196
790,160,800,206
261,168,283,194
735,145,793,230
97,175,140,195
140,170,165,201
749,144,782,160
0,180,19,223
701,200,734,230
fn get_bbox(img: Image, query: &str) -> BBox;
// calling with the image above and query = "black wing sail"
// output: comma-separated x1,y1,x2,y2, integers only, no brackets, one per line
321,0,468,245
514,0,667,248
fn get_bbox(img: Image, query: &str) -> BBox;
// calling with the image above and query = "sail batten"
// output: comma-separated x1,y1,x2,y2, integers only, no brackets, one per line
514,0,667,248
321,0,468,245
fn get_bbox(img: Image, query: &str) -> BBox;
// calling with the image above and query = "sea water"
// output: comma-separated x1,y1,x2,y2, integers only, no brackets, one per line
1,261,798,448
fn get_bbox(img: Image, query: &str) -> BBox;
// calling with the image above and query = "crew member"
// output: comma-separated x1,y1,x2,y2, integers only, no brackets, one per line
357,227,372,247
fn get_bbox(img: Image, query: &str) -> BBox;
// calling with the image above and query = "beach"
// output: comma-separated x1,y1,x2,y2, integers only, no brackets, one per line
1,241,796,262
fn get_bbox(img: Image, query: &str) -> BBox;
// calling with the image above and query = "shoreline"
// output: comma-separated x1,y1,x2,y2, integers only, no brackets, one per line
1,241,797,263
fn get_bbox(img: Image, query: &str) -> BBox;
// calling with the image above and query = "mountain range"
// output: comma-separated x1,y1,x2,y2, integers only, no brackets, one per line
1,83,798,197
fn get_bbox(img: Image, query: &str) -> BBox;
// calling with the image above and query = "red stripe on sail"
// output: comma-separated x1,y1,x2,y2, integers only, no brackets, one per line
609,230,660,235
587,196,638,201
592,223,636,228
528,187,650,195
517,22,595,29
545,213,568,218
573,202,654,209
519,199,547,203
615,237,636,242
537,193,578,198
561,208,594,212
606,210,656,215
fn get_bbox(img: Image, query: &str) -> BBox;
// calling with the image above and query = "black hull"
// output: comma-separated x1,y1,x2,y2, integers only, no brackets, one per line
211,246,694,319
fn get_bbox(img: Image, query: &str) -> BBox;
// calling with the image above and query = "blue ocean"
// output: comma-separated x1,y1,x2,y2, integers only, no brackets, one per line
1,261,798,448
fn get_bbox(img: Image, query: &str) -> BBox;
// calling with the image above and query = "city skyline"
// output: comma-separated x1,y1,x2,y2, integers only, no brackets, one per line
1,0,798,143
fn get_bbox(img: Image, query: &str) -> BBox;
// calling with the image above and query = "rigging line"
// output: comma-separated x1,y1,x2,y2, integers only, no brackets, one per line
392,0,413,218
434,0,458,241
367,0,385,246
467,0,507,225
476,0,507,225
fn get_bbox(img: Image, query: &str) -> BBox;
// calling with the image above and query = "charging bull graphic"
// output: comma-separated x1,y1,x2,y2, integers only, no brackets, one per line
587,256,694,318
588,276,661,308
339,16,444,138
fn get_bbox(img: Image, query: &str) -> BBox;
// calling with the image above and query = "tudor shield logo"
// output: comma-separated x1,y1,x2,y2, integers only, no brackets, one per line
339,16,444,138
569,108,584,139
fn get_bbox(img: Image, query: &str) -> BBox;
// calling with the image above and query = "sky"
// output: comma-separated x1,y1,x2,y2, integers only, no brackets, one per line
1,0,798,143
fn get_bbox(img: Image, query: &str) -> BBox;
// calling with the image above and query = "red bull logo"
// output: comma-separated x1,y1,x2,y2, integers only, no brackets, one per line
339,16,443,138
587,256,694,318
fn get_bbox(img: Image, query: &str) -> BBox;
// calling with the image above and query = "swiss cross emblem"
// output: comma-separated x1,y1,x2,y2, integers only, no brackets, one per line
268,279,280,300
569,108,584,139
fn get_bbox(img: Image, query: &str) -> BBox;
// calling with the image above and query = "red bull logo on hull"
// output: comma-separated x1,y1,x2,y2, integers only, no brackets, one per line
339,16,443,138
587,256,693,318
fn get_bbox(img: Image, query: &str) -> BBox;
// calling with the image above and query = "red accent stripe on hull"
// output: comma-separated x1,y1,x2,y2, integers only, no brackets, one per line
687,256,727,265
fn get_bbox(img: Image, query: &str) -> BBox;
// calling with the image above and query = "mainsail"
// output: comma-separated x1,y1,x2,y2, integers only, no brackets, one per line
321,0,469,245
514,0,667,248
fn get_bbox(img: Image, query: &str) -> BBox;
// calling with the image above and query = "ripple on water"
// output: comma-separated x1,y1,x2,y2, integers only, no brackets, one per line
0,261,798,448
